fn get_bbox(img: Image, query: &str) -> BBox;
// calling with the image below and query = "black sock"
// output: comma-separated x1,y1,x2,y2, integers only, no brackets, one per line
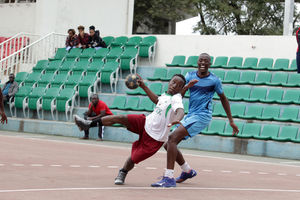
120,168,128,174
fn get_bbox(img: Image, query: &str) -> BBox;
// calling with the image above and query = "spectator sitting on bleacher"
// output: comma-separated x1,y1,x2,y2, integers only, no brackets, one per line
2,73,18,104
88,25,107,50
77,25,89,49
65,29,78,51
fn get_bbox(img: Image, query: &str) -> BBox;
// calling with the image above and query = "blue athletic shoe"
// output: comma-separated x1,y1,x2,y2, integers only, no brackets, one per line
151,176,176,187
176,169,197,183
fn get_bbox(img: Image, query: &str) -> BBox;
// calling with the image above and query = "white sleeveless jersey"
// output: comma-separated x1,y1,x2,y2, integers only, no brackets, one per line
145,93,184,142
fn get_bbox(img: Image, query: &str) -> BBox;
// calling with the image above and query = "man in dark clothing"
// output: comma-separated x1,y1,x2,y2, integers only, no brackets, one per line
65,29,78,51
74,94,113,141
77,25,89,49
2,73,18,103
88,26,107,49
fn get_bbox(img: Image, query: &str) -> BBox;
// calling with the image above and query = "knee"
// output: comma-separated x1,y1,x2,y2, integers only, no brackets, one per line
168,135,178,144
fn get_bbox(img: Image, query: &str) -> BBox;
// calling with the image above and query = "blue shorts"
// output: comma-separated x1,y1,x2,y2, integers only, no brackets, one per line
180,114,211,140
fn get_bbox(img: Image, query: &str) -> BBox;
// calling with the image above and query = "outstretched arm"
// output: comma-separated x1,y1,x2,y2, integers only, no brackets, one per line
218,93,239,135
168,108,185,127
0,88,7,124
181,79,198,97
136,74,159,104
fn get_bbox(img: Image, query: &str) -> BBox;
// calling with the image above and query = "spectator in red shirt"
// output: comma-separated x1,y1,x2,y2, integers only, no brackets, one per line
77,25,89,49
65,29,78,51
76,94,113,141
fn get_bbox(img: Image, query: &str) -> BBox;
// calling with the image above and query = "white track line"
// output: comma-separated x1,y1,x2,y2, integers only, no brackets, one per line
202,169,212,172
1,134,298,168
239,171,250,174
12,164,24,167
0,187,300,193
69,165,80,168
0,164,4,166
107,166,119,169
221,170,232,173
88,165,100,168
258,172,268,175
50,164,62,167
30,164,43,167
277,173,287,176
145,167,157,170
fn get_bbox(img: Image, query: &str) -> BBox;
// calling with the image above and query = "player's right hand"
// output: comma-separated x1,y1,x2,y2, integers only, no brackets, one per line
136,74,145,88
0,112,7,124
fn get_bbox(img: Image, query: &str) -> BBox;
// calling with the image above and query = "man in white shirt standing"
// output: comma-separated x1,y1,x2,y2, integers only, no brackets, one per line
74,73,193,185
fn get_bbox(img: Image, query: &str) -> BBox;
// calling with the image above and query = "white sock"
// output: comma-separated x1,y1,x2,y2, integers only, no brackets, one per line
180,162,191,173
164,169,174,178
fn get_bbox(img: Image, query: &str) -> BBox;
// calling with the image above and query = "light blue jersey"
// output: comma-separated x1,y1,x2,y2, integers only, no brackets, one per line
181,71,223,138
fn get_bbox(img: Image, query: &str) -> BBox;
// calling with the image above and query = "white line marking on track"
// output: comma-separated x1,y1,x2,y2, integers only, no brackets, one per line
30,164,43,167
202,169,212,172
88,165,100,168
69,165,80,168
145,167,157,170
0,164,4,166
239,171,250,174
50,165,62,167
258,172,268,175
12,164,24,167
107,166,119,169
221,170,232,173
1,187,300,193
277,173,287,176
296,174,300,177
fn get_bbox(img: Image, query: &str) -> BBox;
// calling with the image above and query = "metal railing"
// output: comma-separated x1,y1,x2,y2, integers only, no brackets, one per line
0,32,67,82
0,0,36,4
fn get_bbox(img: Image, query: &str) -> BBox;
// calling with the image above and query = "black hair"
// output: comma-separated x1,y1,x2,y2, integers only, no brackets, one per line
67,29,75,35
91,94,99,99
172,74,186,85
89,25,95,30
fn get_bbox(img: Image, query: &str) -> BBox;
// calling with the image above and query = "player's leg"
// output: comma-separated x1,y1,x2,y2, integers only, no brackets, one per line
115,156,135,185
163,141,185,166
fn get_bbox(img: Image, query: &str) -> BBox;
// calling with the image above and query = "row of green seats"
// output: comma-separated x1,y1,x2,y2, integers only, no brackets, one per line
213,102,300,122
214,85,300,105
10,85,78,121
147,68,195,81
166,56,296,71
202,120,300,142
212,70,300,87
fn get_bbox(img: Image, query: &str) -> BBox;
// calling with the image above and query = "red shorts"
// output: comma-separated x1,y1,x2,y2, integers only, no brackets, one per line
127,114,164,164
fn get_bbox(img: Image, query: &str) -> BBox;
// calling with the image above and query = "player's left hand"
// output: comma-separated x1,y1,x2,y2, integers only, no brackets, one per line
168,121,182,127
187,79,198,88
0,112,7,124
230,121,239,136
136,74,145,88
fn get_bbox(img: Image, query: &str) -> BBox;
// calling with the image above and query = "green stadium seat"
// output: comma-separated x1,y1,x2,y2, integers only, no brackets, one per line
123,97,140,110
182,69,195,76
49,48,67,61
64,74,83,89
126,83,148,95
65,48,82,60
219,121,244,137
256,106,280,120
291,130,300,143
54,88,77,121
10,86,32,117
161,68,182,81
148,68,167,81
241,105,263,119
100,62,119,93
211,56,228,68
102,36,115,47
211,69,225,80
222,85,236,100
212,102,226,117
273,126,298,142
236,57,258,69
233,71,256,84
274,107,299,122
184,89,190,98
105,47,123,63
230,104,246,118
202,120,226,135
180,56,198,67
282,73,300,87
15,72,29,84
141,82,162,95
268,59,289,71
253,124,280,140
287,59,297,71
260,88,283,103
244,87,267,102
222,57,243,68
210,56,214,63
72,60,90,74
46,60,63,73
109,96,126,109
280,90,300,104
58,60,76,73
124,36,142,49
120,47,138,74
24,72,42,86
26,87,47,113
32,60,49,73
79,75,97,98
255,58,273,70
139,36,157,62
92,48,109,61
230,87,251,101
79,48,96,60
265,73,288,86
50,73,69,88
166,55,186,67
136,98,155,112
249,71,272,85
86,60,104,75
237,123,261,138
223,70,240,83
37,87,61,119
110,36,128,49
37,73,55,87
